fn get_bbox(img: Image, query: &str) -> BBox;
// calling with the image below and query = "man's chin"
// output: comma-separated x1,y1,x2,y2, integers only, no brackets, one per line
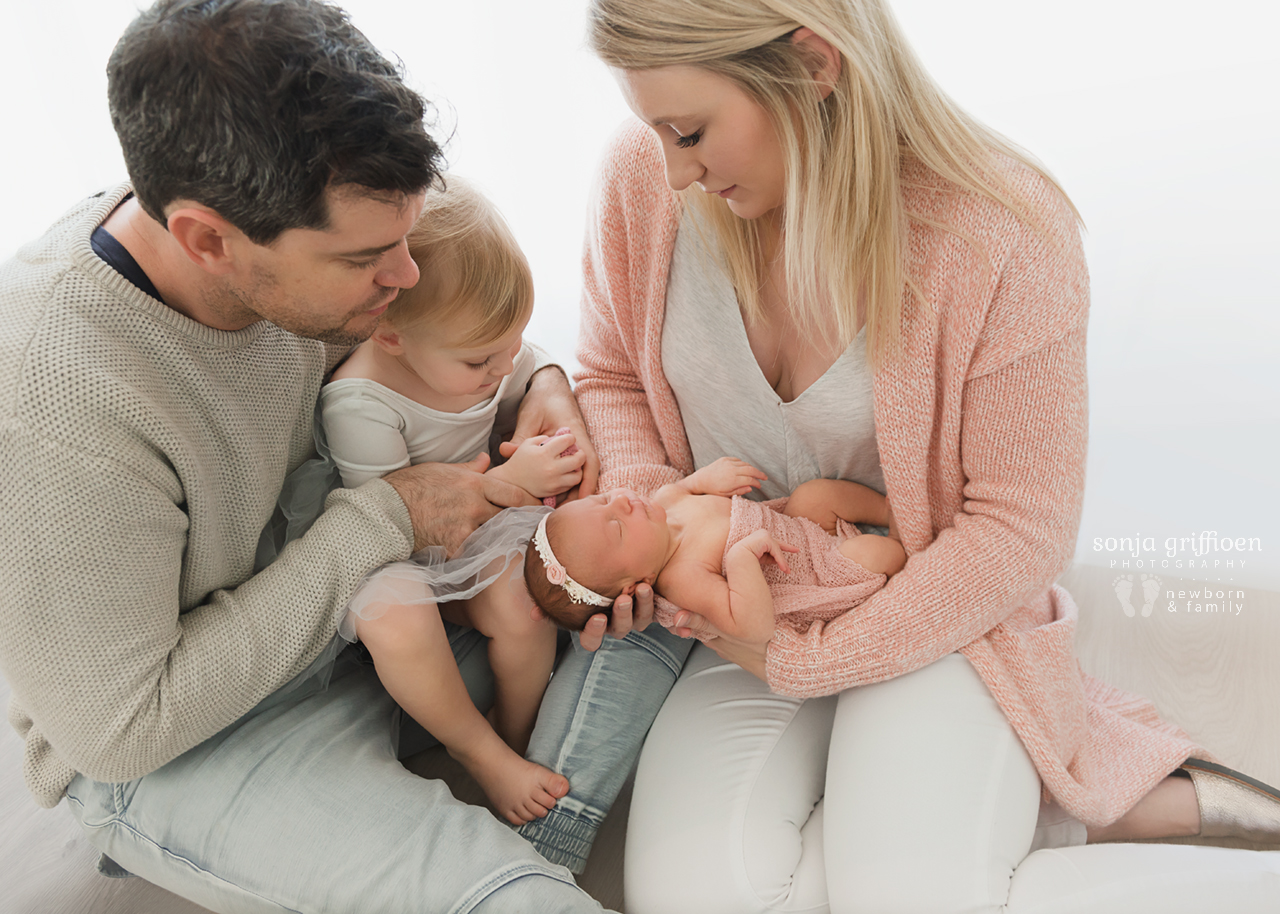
291,311,382,348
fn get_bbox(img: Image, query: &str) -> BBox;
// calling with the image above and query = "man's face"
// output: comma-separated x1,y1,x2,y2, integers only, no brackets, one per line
228,186,426,347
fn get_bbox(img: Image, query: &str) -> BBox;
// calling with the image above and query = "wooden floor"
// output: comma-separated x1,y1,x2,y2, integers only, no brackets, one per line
3,563,1277,913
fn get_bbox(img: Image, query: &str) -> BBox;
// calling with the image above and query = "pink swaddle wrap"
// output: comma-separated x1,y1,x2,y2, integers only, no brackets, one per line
654,496,887,638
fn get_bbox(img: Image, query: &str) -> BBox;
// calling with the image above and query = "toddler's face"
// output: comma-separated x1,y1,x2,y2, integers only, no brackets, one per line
553,489,673,595
397,309,528,399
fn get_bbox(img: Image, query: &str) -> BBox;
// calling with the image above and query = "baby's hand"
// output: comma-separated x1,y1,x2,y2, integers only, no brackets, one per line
735,528,799,574
684,457,767,498
492,431,585,499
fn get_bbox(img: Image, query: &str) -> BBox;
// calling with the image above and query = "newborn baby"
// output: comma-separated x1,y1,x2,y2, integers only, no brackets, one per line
523,457,906,637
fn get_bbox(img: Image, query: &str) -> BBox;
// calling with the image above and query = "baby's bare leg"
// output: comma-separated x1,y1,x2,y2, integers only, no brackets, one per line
839,532,907,576
464,561,557,756
355,593,566,825
788,479,905,575
785,478,891,532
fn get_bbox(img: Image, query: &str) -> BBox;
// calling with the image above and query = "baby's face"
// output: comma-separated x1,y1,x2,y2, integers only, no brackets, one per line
553,489,673,595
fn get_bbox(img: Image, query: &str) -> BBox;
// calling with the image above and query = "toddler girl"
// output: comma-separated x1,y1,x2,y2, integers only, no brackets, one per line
323,177,584,824
524,457,905,638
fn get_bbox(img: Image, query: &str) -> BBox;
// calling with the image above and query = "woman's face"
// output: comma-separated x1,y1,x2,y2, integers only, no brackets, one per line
617,65,786,222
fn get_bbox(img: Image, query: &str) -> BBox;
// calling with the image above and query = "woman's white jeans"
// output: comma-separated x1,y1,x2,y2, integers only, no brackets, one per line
625,647,1280,914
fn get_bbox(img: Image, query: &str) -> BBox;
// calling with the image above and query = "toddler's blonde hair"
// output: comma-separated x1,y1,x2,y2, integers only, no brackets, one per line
386,176,533,345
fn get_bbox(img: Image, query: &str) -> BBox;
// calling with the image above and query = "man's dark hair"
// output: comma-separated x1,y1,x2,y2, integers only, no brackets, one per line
107,0,443,244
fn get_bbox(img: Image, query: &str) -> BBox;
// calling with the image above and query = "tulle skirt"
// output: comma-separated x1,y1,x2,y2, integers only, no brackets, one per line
339,506,552,641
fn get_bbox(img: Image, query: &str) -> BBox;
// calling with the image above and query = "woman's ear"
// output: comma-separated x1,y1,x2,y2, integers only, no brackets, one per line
369,324,404,355
791,27,842,101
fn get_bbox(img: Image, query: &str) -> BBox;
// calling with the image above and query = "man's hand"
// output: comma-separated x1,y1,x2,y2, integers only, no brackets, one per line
682,457,767,498
500,366,599,500
384,454,539,555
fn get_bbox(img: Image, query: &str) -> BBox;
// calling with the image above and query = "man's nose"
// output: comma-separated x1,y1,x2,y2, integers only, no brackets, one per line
376,240,420,289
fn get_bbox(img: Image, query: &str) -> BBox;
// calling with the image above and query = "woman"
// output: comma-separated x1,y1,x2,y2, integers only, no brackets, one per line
529,0,1280,911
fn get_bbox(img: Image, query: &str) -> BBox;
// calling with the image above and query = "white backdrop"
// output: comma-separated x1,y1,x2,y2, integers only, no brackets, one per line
2,0,1276,591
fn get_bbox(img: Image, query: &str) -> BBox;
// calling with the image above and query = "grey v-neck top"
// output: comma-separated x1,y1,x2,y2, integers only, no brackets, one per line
662,209,885,502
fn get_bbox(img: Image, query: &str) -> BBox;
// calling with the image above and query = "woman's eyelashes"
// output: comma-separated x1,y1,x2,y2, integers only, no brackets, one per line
674,129,702,149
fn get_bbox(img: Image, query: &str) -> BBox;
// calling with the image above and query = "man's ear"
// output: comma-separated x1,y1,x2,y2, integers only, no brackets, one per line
791,27,842,101
166,205,241,275
369,324,404,355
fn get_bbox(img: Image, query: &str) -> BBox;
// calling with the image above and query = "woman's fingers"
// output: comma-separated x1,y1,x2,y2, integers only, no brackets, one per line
671,609,719,641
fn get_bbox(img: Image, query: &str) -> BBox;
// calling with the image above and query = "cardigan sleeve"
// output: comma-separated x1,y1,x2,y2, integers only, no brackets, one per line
573,123,686,495
766,189,1090,698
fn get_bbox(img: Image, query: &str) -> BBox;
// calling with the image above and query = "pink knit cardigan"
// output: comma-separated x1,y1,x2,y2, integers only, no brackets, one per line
573,121,1204,827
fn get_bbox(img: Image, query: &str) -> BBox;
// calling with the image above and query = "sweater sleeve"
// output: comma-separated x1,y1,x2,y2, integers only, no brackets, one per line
573,123,686,495
0,425,413,800
766,195,1090,698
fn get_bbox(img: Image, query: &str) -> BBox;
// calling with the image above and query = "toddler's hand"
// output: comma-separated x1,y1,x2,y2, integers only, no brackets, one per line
736,528,799,574
685,457,767,498
496,430,585,500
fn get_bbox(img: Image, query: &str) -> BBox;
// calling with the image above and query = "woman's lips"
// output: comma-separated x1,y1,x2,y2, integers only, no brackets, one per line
716,185,736,198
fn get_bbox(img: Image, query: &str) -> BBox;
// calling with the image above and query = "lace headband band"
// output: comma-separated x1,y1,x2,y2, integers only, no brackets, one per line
532,513,612,607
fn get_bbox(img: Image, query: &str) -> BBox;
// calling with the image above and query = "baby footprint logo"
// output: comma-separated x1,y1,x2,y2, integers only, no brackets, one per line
1138,574,1161,617
1113,575,1136,617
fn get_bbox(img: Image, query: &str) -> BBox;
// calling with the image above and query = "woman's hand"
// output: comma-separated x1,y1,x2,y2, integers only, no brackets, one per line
501,367,600,499
668,607,771,682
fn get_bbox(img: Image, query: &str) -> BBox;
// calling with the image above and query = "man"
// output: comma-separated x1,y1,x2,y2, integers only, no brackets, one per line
0,0,611,910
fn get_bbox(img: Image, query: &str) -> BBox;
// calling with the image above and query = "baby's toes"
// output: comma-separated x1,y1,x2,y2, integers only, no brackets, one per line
545,771,569,798
532,785,560,810
523,797,552,820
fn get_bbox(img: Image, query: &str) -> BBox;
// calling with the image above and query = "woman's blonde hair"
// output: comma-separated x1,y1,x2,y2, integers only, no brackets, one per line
386,176,533,345
588,0,1081,368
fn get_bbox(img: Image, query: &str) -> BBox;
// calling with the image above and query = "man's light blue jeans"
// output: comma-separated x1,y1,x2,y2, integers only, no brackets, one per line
519,625,694,872
64,626,612,914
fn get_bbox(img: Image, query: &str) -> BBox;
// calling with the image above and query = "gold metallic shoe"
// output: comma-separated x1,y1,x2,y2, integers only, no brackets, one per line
1181,758,1280,843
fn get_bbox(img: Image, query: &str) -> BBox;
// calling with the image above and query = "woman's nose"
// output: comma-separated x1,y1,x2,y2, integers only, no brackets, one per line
662,146,704,193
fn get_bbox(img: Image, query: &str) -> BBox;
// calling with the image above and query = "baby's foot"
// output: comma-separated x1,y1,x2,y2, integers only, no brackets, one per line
452,742,569,825
1139,573,1161,617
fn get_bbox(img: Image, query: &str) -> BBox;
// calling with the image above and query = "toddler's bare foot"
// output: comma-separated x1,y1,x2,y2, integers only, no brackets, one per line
451,741,570,825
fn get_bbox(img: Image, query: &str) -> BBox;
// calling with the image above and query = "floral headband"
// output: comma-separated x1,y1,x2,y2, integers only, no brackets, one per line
533,513,612,607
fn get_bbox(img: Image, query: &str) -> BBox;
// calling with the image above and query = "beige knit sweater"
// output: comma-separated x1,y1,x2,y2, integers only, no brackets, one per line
0,185,415,808
575,122,1206,826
